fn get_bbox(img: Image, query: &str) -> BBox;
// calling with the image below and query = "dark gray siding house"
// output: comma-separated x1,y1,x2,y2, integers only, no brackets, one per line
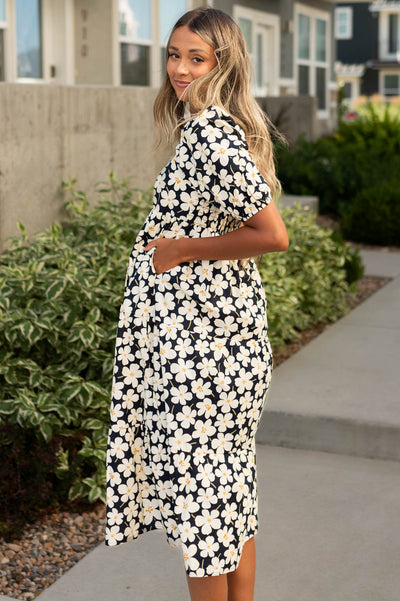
335,1,400,102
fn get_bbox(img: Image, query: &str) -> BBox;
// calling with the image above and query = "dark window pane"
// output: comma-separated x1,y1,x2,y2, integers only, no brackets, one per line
121,43,150,86
384,74,399,96
389,14,398,53
298,65,309,95
0,30,4,81
316,67,326,110
343,82,352,98
16,0,42,78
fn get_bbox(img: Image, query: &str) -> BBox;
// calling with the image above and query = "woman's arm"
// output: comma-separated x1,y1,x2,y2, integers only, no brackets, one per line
144,200,288,274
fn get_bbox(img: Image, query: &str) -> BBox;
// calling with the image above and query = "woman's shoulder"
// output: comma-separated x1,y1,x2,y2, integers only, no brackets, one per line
184,105,246,144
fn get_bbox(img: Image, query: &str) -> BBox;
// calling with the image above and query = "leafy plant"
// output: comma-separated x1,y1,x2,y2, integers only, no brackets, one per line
259,205,360,348
0,176,360,536
276,102,400,245
0,174,152,523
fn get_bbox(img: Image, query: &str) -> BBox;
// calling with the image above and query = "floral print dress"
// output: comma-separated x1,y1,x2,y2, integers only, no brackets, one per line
105,105,273,577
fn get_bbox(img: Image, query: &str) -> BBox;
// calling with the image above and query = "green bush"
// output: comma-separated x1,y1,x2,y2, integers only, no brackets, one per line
0,174,152,525
259,206,360,347
340,179,400,245
276,135,344,215
0,176,359,534
276,103,400,245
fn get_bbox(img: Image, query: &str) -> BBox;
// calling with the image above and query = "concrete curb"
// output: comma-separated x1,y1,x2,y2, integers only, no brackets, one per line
257,411,400,461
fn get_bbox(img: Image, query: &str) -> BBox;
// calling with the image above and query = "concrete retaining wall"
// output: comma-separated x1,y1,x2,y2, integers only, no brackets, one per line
0,84,318,248
0,84,171,249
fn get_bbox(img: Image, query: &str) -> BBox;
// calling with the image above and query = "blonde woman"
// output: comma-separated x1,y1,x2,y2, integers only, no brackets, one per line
106,7,288,601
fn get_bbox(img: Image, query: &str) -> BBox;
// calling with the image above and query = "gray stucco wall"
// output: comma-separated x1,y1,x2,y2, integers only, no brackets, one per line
0,84,170,248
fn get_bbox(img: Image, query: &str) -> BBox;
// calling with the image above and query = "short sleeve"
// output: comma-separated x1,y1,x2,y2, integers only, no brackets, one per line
184,106,272,222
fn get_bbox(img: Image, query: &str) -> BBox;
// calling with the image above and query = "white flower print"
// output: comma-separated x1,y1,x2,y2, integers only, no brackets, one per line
170,384,193,405
180,523,200,544
175,494,200,521
196,510,222,536
210,139,237,166
197,487,218,510
175,405,196,429
195,463,216,488
170,358,196,382
193,419,216,445
169,428,192,453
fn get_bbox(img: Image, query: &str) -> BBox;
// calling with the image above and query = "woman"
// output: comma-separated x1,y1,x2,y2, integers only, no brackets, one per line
106,7,288,601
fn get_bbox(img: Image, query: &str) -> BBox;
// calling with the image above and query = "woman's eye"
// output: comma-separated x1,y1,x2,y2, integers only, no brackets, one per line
193,57,204,63
168,52,179,59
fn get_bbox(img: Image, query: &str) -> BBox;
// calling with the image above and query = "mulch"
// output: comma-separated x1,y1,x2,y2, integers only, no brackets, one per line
0,274,391,600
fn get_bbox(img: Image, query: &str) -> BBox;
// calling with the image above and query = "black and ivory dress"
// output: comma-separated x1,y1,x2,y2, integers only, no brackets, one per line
105,105,273,577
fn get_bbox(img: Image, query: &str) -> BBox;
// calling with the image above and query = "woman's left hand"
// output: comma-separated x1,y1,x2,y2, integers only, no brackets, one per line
144,238,184,274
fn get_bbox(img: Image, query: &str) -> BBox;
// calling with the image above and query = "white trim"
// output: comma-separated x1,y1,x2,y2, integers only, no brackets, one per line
335,6,353,39
378,11,400,60
233,4,280,96
64,0,75,85
112,0,120,86
294,3,330,120
279,77,296,87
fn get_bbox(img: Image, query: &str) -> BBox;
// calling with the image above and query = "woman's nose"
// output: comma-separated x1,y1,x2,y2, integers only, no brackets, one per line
176,59,189,75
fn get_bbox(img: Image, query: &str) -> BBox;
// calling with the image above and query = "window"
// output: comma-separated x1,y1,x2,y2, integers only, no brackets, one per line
0,0,5,21
296,8,329,114
235,7,280,97
383,73,400,96
388,14,399,54
119,0,187,87
335,7,353,40
343,82,352,99
119,0,152,86
16,0,42,79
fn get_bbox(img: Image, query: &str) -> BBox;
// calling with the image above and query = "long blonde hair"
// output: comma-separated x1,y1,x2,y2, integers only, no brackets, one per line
153,7,281,196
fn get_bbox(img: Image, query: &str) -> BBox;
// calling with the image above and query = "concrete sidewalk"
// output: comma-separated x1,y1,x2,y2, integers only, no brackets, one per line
257,249,400,460
25,248,400,600
34,446,400,601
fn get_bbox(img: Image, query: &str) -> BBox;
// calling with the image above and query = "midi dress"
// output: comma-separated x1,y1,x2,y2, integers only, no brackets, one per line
105,105,273,578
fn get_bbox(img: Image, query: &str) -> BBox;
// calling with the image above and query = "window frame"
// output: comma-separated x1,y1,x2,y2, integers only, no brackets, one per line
294,4,330,120
378,10,400,60
380,70,400,96
118,0,191,88
0,0,7,81
334,6,353,40
233,5,280,98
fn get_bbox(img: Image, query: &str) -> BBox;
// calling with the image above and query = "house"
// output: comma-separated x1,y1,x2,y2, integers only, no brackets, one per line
335,0,400,104
0,0,337,132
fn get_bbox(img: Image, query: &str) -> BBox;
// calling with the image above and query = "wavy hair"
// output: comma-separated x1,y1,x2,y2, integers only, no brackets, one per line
153,6,282,196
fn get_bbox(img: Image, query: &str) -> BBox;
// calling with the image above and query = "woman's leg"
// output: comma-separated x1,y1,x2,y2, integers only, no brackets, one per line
227,537,256,601
185,537,256,601
186,574,228,601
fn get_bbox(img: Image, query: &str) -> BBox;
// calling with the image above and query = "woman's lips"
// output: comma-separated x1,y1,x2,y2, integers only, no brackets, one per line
174,80,191,88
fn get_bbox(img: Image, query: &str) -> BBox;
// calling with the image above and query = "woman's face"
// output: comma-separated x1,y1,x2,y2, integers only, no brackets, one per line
167,25,217,101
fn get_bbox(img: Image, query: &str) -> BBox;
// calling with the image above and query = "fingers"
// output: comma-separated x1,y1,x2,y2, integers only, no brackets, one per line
144,237,162,251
